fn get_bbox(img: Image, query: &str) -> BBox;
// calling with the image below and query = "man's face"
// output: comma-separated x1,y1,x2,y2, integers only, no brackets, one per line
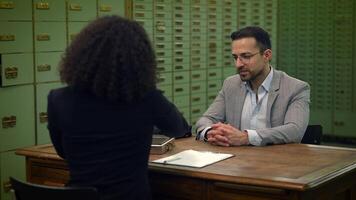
231,37,271,82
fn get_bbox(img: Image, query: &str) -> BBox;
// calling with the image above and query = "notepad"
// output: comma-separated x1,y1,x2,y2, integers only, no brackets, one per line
151,149,234,168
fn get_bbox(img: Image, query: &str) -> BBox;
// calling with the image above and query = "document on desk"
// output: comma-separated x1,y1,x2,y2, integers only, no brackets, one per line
151,149,234,168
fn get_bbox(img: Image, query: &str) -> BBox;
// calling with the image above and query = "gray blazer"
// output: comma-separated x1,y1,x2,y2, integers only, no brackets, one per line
196,69,310,145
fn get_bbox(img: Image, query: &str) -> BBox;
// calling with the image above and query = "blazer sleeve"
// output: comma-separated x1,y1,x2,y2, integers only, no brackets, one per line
150,90,191,138
47,90,66,158
257,82,310,145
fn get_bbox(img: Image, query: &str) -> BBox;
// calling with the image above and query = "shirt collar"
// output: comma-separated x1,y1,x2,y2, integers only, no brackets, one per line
244,66,274,92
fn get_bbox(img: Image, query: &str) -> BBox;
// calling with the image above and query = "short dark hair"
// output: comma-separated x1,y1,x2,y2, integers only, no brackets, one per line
230,26,271,52
59,15,157,103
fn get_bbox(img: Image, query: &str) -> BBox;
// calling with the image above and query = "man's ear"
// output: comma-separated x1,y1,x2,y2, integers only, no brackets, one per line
264,49,272,61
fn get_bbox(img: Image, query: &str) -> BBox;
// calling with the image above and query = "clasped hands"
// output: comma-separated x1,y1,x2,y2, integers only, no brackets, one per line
206,122,249,146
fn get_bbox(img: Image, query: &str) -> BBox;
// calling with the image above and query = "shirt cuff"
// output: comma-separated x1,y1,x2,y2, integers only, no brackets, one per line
245,129,262,146
196,127,211,141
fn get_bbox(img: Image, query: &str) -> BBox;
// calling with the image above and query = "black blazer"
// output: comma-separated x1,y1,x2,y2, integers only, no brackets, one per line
47,87,190,200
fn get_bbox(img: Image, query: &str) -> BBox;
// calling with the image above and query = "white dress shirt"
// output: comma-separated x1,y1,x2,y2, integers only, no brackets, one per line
241,68,273,146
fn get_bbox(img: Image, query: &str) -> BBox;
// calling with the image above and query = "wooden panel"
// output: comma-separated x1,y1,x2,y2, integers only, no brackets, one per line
27,157,69,186
150,172,207,200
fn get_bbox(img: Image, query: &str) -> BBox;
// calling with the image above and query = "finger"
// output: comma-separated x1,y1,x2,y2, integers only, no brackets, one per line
208,137,229,147
208,129,224,136
213,134,229,143
211,123,221,129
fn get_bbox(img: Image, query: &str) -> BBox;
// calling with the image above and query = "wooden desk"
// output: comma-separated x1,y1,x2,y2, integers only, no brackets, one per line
16,138,356,200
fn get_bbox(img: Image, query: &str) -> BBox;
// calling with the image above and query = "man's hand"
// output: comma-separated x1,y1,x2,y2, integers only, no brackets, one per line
206,123,249,146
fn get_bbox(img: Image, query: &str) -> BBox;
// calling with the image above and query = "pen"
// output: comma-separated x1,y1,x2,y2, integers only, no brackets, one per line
163,157,181,164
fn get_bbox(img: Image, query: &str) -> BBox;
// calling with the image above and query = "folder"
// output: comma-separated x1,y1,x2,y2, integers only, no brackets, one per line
151,149,234,168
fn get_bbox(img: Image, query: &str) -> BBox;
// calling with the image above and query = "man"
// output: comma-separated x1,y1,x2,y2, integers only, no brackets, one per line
195,26,310,146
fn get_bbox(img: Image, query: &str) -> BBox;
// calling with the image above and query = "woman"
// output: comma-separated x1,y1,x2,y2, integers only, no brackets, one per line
47,15,191,200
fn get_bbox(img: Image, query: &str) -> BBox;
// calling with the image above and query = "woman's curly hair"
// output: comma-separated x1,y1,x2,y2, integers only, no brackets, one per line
59,15,157,103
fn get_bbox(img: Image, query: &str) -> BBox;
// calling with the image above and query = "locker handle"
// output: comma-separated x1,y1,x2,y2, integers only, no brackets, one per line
156,5,165,10
225,15,232,19
192,74,201,79
192,50,200,54
135,4,145,9
192,28,200,32
175,58,183,62
37,33,50,41
192,57,200,61
192,97,201,102
209,7,216,12
209,21,216,26
192,7,200,12
69,3,82,11
36,2,49,9
156,21,165,26
175,43,183,48
157,58,165,63
209,72,217,76
157,67,165,71
208,14,216,19
175,6,183,10
0,34,15,41
0,1,14,9
39,112,48,123
156,25,165,31
156,44,165,48
208,95,216,100
37,64,51,72
158,77,165,82
135,13,145,18
175,36,183,41
175,13,183,18
175,51,183,56
192,86,200,90
156,13,165,18
192,64,200,69
157,52,165,56
2,116,16,128
209,84,217,88
175,28,183,33
175,65,183,70
156,36,164,41
175,21,183,26
175,76,183,80
192,109,201,114
192,21,200,26
175,88,183,92
5,67,18,79
224,8,231,12
100,4,112,12
3,180,12,193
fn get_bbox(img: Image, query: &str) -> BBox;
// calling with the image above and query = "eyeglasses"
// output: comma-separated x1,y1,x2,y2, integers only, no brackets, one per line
232,51,260,64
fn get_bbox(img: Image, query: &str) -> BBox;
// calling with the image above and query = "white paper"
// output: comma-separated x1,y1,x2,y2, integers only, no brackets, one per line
151,149,234,168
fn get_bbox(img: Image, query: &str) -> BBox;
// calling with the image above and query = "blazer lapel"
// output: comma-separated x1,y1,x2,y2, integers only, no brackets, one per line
234,81,246,129
266,70,281,127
